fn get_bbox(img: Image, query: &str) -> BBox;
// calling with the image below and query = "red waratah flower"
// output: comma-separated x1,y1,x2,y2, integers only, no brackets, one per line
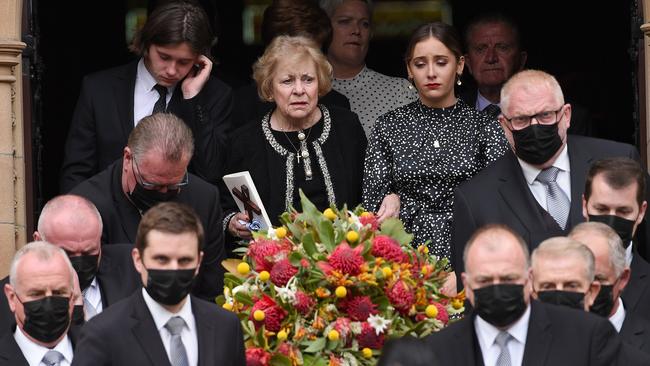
328,243,364,275
270,259,298,286
359,214,379,230
247,239,291,271
358,322,385,349
433,302,449,325
386,280,415,315
340,295,378,321
246,348,271,366
372,235,406,263
294,291,316,316
250,295,287,332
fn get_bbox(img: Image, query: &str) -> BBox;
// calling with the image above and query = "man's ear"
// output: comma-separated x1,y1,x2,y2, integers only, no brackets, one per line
637,200,647,225
582,194,589,220
4,283,17,312
584,281,601,310
33,231,42,241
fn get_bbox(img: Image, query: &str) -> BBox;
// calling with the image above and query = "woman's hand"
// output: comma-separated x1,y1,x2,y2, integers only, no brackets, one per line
228,212,253,240
376,193,400,223
441,271,458,297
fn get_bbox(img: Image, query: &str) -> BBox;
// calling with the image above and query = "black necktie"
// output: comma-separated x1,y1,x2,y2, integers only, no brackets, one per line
152,84,168,114
484,104,501,118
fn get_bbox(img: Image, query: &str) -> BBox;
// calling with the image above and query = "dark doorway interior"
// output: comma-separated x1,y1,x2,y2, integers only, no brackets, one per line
33,0,638,219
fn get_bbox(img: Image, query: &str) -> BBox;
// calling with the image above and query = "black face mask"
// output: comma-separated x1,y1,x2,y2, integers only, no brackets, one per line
473,284,527,328
590,284,615,317
588,214,636,248
68,255,99,291
537,290,585,310
20,296,71,343
511,123,563,165
144,268,196,306
128,182,179,213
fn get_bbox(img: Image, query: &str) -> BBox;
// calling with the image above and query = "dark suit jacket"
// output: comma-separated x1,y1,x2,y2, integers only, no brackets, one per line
72,290,245,366
60,60,234,192
0,331,27,366
0,244,140,334
451,135,640,278
620,310,650,355
424,300,621,366
70,160,225,301
622,253,650,323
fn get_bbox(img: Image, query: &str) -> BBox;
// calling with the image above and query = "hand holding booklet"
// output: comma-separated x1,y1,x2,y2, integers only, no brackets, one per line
222,171,272,231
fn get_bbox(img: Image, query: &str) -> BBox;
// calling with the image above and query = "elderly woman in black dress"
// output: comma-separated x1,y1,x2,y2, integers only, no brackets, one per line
362,22,508,271
223,35,366,240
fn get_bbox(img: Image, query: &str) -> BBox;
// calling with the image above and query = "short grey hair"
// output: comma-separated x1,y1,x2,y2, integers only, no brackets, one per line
569,222,627,278
128,113,195,162
500,69,564,114
37,194,103,241
463,224,531,271
319,0,374,19
9,241,75,291
531,237,595,282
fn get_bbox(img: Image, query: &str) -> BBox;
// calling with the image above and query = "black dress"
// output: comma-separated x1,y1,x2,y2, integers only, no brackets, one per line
221,104,367,232
362,99,509,259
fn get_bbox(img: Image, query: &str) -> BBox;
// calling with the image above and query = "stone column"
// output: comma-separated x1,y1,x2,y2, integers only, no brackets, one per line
642,1,650,164
0,0,26,277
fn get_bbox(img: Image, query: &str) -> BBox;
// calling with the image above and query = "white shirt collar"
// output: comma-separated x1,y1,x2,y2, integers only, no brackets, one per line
518,143,570,185
476,91,498,111
475,303,531,347
141,288,195,334
609,297,626,333
625,244,633,267
14,325,74,366
136,58,174,96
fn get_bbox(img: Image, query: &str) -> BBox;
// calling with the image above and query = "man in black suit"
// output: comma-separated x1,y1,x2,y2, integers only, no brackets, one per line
580,157,650,322
70,113,225,301
60,1,233,192
570,222,650,355
0,242,77,365
72,202,245,366
451,69,640,281
0,194,139,333
426,224,621,365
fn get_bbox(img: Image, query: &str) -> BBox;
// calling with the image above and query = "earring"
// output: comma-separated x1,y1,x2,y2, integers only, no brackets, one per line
456,75,462,86
408,76,415,90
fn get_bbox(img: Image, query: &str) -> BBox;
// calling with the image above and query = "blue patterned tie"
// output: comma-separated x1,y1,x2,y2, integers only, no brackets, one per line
536,166,570,229
152,84,168,114
495,331,513,366
165,316,189,366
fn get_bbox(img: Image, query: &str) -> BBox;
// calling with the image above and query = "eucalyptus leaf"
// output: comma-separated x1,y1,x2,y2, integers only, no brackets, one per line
379,218,413,246
270,354,293,366
303,337,327,353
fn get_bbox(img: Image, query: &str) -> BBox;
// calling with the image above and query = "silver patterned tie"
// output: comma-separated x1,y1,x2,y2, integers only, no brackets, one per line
165,316,189,366
495,331,513,366
536,166,570,229
42,350,64,366
82,289,97,320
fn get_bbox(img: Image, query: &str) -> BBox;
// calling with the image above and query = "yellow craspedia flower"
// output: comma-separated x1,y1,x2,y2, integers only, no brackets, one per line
382,267,393,277
324,208,337,220
222,303,233,311
362,348,373,358
253,310,265,321
425,304,439,318
360,212,373,218
328,330,340,341
452,299,464,310
259,270,270,282
346,230,359,243
275,226,287,239
237,262,250,275
277,330,288,341
335,286,347,298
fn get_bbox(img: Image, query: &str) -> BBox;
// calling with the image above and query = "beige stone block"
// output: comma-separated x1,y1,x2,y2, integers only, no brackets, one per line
0,1,21,39
14,157,24,229
0,223,16,277
0,82,14,154
0,155,14,223
15,223,26,251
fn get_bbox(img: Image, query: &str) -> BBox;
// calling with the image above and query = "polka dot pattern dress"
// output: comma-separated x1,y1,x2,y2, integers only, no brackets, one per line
362,99,509,260
333,67,418,137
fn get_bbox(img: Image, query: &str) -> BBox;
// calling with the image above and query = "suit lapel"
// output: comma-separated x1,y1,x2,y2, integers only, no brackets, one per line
0,332,28,365
522,301,552,366
114,61,138,142
449,315,484,366
110,160,140,242
192,298,217,366
567,137,591,227
623,253,650,311
620,313,646,350
131,291,171,366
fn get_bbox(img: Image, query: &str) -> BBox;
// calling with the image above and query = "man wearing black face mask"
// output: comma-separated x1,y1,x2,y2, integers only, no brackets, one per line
71,113,226,301
582,157,650,322
0,242,76,365
424,224,622,365
451,70,642,288
570,222,650,356
0,195,139,333
73,202,245,366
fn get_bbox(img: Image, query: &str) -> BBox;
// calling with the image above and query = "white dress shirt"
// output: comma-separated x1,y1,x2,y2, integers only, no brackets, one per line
609,297,626,333
518,144,571,211
141,288,198,366
14,325,73,366
133,59,174,126
83,277,103,320
475,304,531,366
625,244,633,267
476,92,499,112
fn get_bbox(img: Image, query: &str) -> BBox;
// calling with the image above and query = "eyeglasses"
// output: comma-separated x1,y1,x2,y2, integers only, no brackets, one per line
131,155,188,191
503,106,565,130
